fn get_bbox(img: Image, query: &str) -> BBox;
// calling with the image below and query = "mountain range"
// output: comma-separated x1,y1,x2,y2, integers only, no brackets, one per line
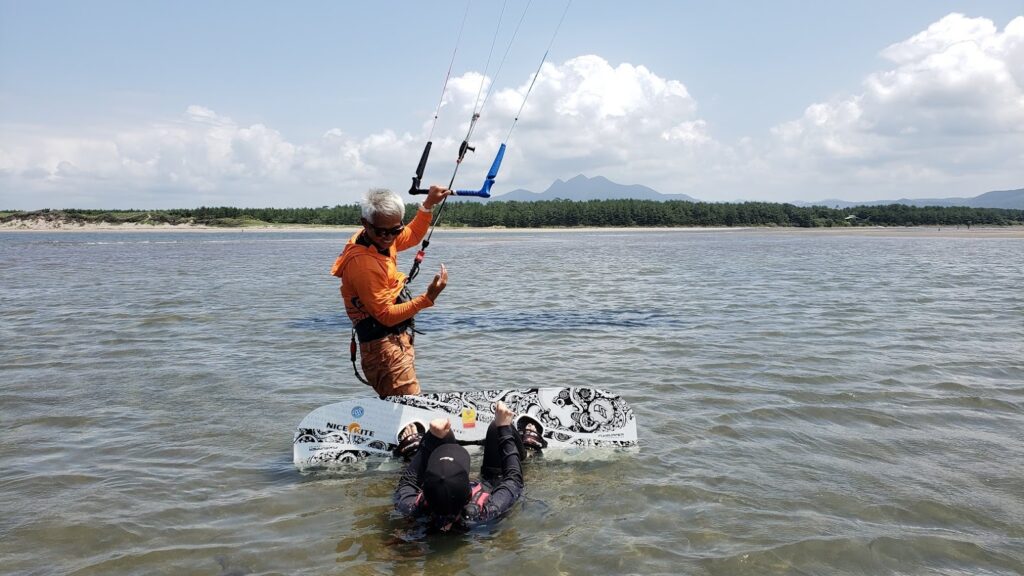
457,175,1024,210
789,188,1024,210
491,175,698,202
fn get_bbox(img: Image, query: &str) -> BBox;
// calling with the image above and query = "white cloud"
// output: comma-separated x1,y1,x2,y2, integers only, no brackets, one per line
455,55,727,194
2,14,1022,208
1,53,725,207
766,14,1024,199
0,107,416,208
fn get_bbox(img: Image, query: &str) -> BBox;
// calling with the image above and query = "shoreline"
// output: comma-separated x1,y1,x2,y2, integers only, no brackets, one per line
2,220,1023,238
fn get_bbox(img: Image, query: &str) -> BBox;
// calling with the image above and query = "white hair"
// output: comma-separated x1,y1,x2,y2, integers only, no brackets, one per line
361,188,406,221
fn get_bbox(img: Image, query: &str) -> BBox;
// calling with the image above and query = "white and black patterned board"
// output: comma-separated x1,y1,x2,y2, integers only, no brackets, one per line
293,387,638,470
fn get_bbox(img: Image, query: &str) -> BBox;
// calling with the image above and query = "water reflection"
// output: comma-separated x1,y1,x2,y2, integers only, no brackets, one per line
290,308,677,333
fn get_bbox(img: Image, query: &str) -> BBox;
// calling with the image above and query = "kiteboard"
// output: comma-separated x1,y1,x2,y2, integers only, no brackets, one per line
293,387,638,470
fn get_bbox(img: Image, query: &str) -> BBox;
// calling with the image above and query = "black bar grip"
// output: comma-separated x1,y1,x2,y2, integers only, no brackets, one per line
414,142,431,178
409,141,432,195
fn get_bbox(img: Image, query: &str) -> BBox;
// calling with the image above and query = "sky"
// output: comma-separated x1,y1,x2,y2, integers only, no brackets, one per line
1,0,1022,209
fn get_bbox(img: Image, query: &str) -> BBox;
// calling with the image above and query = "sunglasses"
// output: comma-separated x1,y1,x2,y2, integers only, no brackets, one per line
367,223,405,237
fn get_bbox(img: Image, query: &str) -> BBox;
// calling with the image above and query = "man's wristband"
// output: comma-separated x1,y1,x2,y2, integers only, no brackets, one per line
419,203,432,213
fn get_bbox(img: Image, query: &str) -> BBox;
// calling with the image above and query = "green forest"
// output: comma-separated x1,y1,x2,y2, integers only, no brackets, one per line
4,199,1023,228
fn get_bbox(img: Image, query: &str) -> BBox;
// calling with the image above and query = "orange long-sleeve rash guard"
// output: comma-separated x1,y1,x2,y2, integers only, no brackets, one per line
331,208,434,328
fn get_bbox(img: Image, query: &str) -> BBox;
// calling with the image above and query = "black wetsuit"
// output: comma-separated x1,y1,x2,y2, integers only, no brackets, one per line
395,422,525,529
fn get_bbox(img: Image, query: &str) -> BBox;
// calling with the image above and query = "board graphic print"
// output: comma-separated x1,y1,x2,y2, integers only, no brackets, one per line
293,387,638,470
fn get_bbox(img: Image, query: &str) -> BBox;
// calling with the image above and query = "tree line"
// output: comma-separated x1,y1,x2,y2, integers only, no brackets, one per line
5,200,1023,228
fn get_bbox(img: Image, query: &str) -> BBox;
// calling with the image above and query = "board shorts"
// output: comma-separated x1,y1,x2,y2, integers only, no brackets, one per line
359,331,420,397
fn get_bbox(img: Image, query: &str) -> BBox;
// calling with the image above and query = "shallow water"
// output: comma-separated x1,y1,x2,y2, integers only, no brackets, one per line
1,229,1022,575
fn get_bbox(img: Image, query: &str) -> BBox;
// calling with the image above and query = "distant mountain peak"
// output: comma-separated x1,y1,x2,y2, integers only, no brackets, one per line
792,187,1024,210
492,174,698,203
563,174,612,186
454,178,1024,209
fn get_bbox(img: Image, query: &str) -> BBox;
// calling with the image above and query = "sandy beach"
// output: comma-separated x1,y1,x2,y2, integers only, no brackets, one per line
0,218,352,233
3,217,1023,238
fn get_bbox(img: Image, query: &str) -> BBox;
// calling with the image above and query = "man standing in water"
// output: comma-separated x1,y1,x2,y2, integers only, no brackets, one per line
331,186,451,397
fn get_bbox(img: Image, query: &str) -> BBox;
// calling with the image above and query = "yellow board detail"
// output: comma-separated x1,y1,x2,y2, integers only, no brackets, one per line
461,408,477,429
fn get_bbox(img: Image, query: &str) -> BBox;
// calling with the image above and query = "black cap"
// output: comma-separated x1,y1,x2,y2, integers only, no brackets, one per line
422,443,471,516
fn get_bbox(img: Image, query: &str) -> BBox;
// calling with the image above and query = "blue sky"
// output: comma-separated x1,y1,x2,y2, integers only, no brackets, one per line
1,0,1022,209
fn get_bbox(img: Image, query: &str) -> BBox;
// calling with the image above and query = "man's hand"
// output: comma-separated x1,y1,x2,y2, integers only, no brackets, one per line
423,185,452,210
425,263,448,303
494,401,514,427
429,418,451,438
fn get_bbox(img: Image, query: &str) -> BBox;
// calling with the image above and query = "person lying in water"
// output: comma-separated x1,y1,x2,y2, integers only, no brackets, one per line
394,401,545,532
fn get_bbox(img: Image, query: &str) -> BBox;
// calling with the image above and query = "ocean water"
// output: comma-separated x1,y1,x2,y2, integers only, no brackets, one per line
1,228,1022,575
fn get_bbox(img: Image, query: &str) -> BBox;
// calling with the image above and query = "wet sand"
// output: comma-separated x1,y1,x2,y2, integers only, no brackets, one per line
2,217,1022,238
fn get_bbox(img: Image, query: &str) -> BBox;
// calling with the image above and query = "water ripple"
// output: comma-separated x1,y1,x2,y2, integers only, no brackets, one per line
1,230,1022,575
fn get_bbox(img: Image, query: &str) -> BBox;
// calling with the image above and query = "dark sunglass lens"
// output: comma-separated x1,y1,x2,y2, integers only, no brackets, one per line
374,225,403,236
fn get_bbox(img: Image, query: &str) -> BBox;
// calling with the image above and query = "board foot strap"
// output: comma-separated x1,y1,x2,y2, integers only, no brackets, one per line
516,415,548,450
395,421,426,459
